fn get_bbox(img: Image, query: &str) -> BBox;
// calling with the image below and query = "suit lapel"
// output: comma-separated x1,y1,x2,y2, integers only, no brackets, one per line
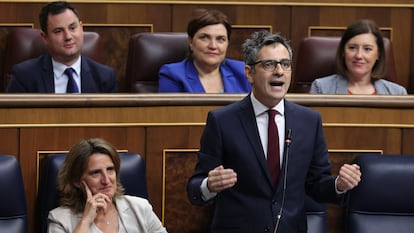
220,61,236,92
41,55,56,93
284,100,295,138
116,197,139,233
238,95,274,188
185,58,205,92
274,100,298,193
373,79,388,94
336,75,349,94
80,57,91,92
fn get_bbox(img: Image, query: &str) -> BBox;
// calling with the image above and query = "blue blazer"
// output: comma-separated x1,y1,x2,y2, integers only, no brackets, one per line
7,54,118,93
310,74,407,94
187,94,341,233
158,58,251,93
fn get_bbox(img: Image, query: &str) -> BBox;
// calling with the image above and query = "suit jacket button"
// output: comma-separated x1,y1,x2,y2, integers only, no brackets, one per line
264,226,271,232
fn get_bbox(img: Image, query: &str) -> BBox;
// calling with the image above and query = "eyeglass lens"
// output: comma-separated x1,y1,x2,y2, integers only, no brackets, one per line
262,59,291,71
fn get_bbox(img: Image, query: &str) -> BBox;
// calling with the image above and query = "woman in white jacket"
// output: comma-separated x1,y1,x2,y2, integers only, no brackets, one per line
48,138,167,233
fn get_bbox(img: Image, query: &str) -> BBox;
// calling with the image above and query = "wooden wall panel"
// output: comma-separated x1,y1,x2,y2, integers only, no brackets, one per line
84,25,152,91
410,8,414,93
0,3,41,23
76,3,173,90
163,151,212,233
146,126,205,216
402,129,414,154
324,127,401,154
0,128,19,158
3,0,414,4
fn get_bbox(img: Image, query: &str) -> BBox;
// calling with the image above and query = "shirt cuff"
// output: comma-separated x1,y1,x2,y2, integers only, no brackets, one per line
201,177,217,201
335,176,347,194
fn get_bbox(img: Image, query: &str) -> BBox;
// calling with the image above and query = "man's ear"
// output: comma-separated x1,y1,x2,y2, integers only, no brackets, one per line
40,31,47,43
79,20,84,31
244,65,254,84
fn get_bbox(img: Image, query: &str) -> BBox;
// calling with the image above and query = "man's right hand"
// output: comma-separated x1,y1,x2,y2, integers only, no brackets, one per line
207,165,237,192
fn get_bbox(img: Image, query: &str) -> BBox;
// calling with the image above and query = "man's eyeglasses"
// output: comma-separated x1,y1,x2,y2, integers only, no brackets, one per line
248,59,292,72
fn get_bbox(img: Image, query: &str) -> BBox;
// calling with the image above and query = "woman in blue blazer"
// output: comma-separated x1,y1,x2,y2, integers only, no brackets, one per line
158,9,250,93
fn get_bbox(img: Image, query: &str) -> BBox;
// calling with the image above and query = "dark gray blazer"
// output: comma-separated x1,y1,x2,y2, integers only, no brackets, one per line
309,74,407,95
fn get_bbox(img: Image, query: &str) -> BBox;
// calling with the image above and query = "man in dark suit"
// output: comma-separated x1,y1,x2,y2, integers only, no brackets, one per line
187,31,361,233
7,1,117,93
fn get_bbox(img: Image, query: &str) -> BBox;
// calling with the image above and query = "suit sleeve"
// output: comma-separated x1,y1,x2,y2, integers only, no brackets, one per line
92,64,118,93
47,218,67,233
158,64,184,92
187,111,223,206
7,65,31,93
47,209,71,233
309,79,322,94
106,69,118,92
305,113,340,203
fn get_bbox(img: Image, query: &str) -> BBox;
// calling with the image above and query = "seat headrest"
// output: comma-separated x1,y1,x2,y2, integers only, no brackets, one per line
350,154,414,212
125,32,188,92
0,155,28,233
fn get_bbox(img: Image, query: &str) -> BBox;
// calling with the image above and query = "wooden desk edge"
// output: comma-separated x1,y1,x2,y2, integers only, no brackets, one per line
0,93,412,108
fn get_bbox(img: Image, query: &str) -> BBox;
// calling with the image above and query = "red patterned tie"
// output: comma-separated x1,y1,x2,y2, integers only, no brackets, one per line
267,109,280,187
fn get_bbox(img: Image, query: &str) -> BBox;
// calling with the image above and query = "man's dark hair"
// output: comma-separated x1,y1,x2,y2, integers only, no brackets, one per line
39,1,80,34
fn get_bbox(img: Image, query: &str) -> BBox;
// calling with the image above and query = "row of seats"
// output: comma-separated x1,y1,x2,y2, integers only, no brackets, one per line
2,153,414,233
2,27,397,93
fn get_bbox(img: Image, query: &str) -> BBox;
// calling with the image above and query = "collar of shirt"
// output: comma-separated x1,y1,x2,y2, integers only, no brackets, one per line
250,93,286,162
52,56,82,93
250,93,285,117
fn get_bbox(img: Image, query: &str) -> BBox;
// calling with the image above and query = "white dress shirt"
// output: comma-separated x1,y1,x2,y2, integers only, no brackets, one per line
52,57,82,93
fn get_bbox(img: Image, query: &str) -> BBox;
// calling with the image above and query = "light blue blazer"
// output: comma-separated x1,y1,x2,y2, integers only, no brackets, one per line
158,57,251,93
309,74,407,95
